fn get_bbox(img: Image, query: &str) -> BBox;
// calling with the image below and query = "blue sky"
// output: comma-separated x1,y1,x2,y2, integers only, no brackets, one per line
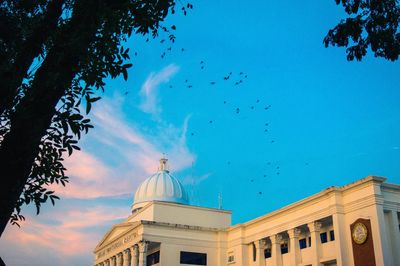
1,1,400,265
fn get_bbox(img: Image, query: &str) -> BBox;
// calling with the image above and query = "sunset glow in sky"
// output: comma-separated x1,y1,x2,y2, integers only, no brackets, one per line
1,1,400,265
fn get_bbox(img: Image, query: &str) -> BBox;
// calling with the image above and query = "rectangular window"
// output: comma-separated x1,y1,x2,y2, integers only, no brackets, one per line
308,236,311,247
320,232,328,243
264,248,271,258
299,238,307,249
146,251,160,266
180,251,207,265
329,230,335,241
280,243,288,254
227,254,235,263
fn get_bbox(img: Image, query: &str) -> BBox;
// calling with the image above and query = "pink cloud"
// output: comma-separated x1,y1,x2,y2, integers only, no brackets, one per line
1,204,127,263
47,95,195,200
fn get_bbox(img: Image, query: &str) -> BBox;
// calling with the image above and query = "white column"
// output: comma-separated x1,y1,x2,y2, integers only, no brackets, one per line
308,221,322,266
123,249,130,266
270,234,282,266
116,252,123,266
389,210,400,266
288,228,301,266
332,212,349,266
254,239,267,266
130,245,139,266
372,203,391,266
110,256,116,266
138,241,148,266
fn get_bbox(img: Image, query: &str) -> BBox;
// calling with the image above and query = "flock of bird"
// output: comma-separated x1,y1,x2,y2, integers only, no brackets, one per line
129,39,311,197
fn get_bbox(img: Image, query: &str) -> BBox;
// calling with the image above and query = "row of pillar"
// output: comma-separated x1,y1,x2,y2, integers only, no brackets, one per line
254,221,323,266
95,240,148,266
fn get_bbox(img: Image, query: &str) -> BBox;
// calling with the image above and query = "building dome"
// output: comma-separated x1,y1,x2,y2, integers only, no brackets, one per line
132,158,189,210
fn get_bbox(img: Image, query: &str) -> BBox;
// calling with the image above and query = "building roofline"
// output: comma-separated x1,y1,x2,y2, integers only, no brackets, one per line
229,176,388,231
127,200,231,222
141,220,222,232
152,200,232,214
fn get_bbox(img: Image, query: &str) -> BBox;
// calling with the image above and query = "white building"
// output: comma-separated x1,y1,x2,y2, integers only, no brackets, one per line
94,159,400,266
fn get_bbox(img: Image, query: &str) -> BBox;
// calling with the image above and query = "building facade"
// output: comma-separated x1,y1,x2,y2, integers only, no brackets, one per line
94,159,400,266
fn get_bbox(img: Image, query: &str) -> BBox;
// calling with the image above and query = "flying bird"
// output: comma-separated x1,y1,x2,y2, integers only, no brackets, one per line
210,81,216,85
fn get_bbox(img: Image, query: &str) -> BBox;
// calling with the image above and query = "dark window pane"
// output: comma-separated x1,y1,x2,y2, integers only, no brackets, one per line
308,236,311,247
252,243,256,262
299,238,307,249
320,232,328,243
147,251,160,266
280,243,288,254
180,251,207,265
264,248,271,258
330,230,335,241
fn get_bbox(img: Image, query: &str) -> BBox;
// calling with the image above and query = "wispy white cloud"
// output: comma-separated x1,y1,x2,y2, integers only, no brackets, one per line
51,93,195,199
182,172,212,185
139,64,179,115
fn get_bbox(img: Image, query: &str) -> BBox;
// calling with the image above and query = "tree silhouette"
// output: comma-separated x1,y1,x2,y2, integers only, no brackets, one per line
0,0,189,237
324,0,400,61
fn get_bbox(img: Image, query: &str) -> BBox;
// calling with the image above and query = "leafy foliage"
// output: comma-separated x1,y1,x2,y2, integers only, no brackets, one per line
324,0,400,61
0,0,190,228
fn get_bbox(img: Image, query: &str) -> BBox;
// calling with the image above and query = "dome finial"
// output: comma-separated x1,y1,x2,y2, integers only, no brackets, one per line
159,157,168,171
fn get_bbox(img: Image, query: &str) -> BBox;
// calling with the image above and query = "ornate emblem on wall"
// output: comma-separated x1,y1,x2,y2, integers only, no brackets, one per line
352,222,368,244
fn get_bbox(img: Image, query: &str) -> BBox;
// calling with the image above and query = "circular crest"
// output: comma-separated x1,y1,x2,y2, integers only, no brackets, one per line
352,222,368,244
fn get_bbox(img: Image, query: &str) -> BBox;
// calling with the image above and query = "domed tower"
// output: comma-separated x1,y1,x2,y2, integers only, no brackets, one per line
131,158,189,212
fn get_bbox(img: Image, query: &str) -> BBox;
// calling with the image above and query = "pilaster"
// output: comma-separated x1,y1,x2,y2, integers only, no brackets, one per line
138,240,148,266
389,210,400,265
270,234,283,266
288,228,301,266
254,239,267,266
130,245,139,266
123,249,130,266
116,252,123,266
110,256,116,266
308,221,322,266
